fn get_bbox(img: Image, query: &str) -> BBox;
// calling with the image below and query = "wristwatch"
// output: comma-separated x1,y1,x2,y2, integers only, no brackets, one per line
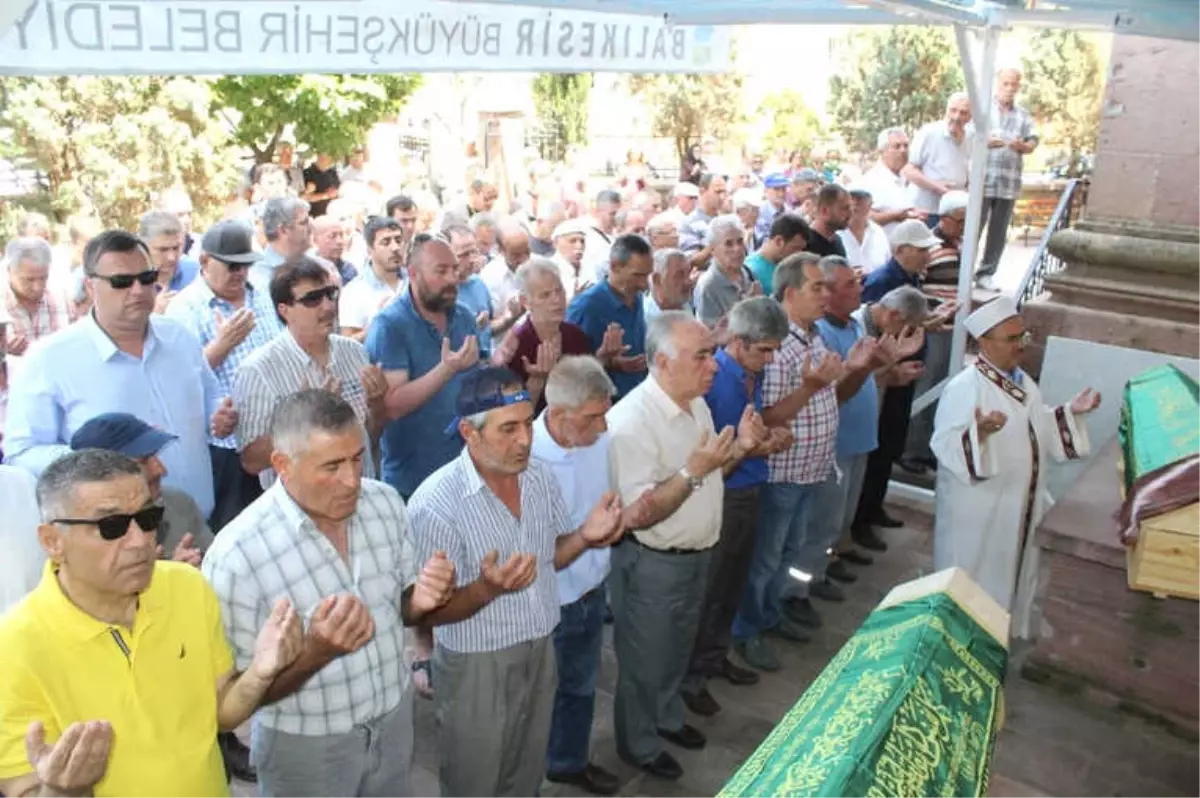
678,466,704,493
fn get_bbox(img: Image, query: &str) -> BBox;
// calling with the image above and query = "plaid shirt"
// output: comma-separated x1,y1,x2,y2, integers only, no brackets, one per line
984,100,1038,200
4,286,68,344
165,280,283,449
202,479,416,735
763,321,839,485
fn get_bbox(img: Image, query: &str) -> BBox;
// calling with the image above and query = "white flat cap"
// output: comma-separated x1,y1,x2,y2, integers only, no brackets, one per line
673,182,700,198
552,219,587,239
889,219,942,250
965,296,1019,338
732,188,763,209
939,190,970,216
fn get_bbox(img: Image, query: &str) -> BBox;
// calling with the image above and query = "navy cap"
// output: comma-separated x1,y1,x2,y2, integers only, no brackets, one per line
445,366,531,435
763,172,790,189
70,413,177,458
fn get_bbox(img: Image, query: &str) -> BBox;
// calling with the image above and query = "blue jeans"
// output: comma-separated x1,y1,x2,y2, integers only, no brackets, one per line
546,585,606,775
732,482,821,640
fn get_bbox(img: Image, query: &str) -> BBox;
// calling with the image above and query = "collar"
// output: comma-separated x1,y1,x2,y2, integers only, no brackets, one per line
363,264,401,291
35,560,163,642
268,479,323,535
281,326,330,366
822,312,850,329
788,320,815,343
643,373,690,420
81,311,157,362
715,347,746,380
884,258,920,285
975,356,1028,404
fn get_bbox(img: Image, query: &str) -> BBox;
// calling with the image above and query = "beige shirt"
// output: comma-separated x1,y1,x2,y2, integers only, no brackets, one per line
606,374,724,551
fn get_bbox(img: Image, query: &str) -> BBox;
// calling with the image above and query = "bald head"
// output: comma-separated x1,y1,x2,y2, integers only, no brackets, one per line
497,219,531,270
997,68,1022,105
311,215,346,261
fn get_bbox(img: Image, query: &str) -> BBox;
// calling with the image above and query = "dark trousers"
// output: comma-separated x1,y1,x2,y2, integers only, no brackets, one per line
684,486,761,693
976,196,1016,278
546,586,607,775
904,329,952,463
856,384,914,526
209,445,263,533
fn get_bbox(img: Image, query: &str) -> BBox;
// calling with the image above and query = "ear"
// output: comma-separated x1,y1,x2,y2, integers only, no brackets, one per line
38,523,65,564
458,419,478,443
269,450,292,481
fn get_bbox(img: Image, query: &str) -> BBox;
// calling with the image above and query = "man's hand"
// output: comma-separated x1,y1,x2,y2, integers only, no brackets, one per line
846,336,884,372
474,309,490,330
887,325,926,363
491,330,520,367
611,354,647,373
309,594,375,658
503,294,524,323
441,335,480,373
988,136,1007,149
735,405,768,453
153,289,178,314
411,551,456,617
214,308,256,351
521,338,561,380
905,208,929,222
888,361,925,387
685,426,737,479
975,407,1008,441
580,491,625,547
764,427,795,455
171,533,203,568
25,720,113,795
479,551,537,596
360,364,388,405
595,322,625,363
249,597,304,682
1069,387,1102,416
211,397,238,438
7,332,28,357
801,351,843,389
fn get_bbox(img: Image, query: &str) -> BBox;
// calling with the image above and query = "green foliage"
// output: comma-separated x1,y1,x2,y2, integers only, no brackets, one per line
210,74,421,162
828,27,964,154
1021,30,1103,178
758,90,824,155
0,76,241,231
531,73,590,162
627,70,744,164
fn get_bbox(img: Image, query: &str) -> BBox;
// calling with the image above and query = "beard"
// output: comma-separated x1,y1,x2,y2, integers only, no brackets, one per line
419,283,458,312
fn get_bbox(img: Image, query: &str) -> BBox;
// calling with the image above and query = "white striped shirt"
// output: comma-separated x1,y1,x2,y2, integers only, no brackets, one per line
202,479,416,735
408,447,574,653
233,329,376,486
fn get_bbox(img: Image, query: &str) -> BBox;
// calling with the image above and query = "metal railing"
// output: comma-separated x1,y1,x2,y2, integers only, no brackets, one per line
1015,178,1088,307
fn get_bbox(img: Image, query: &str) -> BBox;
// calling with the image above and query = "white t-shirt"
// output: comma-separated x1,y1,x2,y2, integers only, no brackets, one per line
0,465,45,613
838,222,892,274
857,162,916,234
338,270,403,333
480,256,524,313
909,120,973,213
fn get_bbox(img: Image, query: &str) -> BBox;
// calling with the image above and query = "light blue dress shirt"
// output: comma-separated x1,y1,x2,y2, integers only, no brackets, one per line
530,413,610,606
3,313,219,518
248,246,287,296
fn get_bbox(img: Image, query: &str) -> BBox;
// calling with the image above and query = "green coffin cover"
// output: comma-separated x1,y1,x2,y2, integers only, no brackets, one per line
1118,364,1200,491
719,595,1006,798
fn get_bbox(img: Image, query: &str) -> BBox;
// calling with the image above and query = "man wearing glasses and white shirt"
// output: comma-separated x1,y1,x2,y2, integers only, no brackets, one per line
3,230,235,520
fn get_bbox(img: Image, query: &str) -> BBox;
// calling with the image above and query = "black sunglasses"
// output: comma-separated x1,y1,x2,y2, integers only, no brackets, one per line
91,269,160,290
212,257,251,272
291,286,340,307
52,505,166,541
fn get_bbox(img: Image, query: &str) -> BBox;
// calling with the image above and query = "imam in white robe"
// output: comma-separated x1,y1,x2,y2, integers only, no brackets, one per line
931,358,1090,639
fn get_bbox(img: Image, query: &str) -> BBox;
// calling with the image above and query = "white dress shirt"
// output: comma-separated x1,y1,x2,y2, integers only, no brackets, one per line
858,162,916,234
0,465,44,613
480,256,524,313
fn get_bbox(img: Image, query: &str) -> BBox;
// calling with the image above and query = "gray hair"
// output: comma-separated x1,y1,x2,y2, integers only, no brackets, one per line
728,296,789,343
947,91,970,108
17,212,51,238
876,126,907,151
544,355,616,409
652,247,685,278
878,285,930,325
5,236,53,271
137,210,182,241
706,214,743,246
771,252,822,302
37,448,144,522
271,389,360,459
469,212,498,232
262,197,310,242
516,257,563,297
645,310,696,368
646,212,678,237
818,254,851,281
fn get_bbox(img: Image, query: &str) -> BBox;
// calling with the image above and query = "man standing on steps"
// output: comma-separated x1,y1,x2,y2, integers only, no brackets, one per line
904,93,973,227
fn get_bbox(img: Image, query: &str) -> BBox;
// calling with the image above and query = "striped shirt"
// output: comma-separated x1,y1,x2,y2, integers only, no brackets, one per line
407,447,574,653
233,329,376,486
983,100,1038,200
202,479,415,735
763,321,839,485
166,280,283,448
4,286,68,345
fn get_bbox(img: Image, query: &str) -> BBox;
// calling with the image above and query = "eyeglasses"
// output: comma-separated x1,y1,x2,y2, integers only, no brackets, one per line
998,331,1033,345
91,269,160,290
291,286,340,307
51,505,165,541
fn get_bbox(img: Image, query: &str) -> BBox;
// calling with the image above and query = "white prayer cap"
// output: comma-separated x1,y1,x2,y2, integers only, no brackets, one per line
889,219,942,250
939,190,970,216
673,182,700,198
965,297,1019,339
732,188,762,209
552,219,586,239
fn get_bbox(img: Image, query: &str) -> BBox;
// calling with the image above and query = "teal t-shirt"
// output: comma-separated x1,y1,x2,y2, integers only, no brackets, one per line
744,251,777,297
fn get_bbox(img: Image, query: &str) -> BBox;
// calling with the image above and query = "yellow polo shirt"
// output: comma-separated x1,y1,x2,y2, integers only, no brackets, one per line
0,561,233,797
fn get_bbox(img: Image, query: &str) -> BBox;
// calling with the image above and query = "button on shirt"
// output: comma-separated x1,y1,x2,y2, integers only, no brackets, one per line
862,258,922,303
339,267,404,334
566,281,648,400
607,375,724,550
763,323,838,485
4,313,218,517
166,281,284,448
365,289,478,498
815,315,879,457
838,222,892,274
409,448,574,653
984,100,1038,200
694,265,756,328
531,414,611,606
705,349,767,490
858,162,916,235
909,120,973,213
202,480,415,735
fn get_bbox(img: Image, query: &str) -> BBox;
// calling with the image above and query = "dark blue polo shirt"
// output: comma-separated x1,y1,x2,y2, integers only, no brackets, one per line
862,257,922,303
365,287,478,498
704,348,767,490
566,280,648,400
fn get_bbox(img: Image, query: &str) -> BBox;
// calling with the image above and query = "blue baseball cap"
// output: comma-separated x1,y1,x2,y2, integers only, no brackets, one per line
444,366,532,436
763,172,790,189
70,413,177,458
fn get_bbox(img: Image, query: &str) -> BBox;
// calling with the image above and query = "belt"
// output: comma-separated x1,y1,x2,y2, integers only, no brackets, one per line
623,534,715,556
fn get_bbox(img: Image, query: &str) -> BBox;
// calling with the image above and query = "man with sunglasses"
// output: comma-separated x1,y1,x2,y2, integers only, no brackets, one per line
0,448,304,798
338,216,407,343
4,230,233,522
167,221,285,531
932,297,1099,639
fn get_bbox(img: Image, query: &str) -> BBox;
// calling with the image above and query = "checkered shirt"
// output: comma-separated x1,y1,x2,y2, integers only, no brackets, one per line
984,101,1038,200
201,479,416,735
763,321,839,485
4,286,68,344
165,280,283,449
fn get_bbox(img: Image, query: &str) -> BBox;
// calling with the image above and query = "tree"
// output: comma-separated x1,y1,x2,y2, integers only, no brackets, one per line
531,73,590,163
1021,30,1103,177
210,74,421,163
828,27,964,154
0,76,242,232
626,70,744,167
758,90,824,156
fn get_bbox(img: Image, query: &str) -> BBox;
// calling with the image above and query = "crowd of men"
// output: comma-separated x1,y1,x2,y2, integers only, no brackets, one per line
0,68,1069,798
